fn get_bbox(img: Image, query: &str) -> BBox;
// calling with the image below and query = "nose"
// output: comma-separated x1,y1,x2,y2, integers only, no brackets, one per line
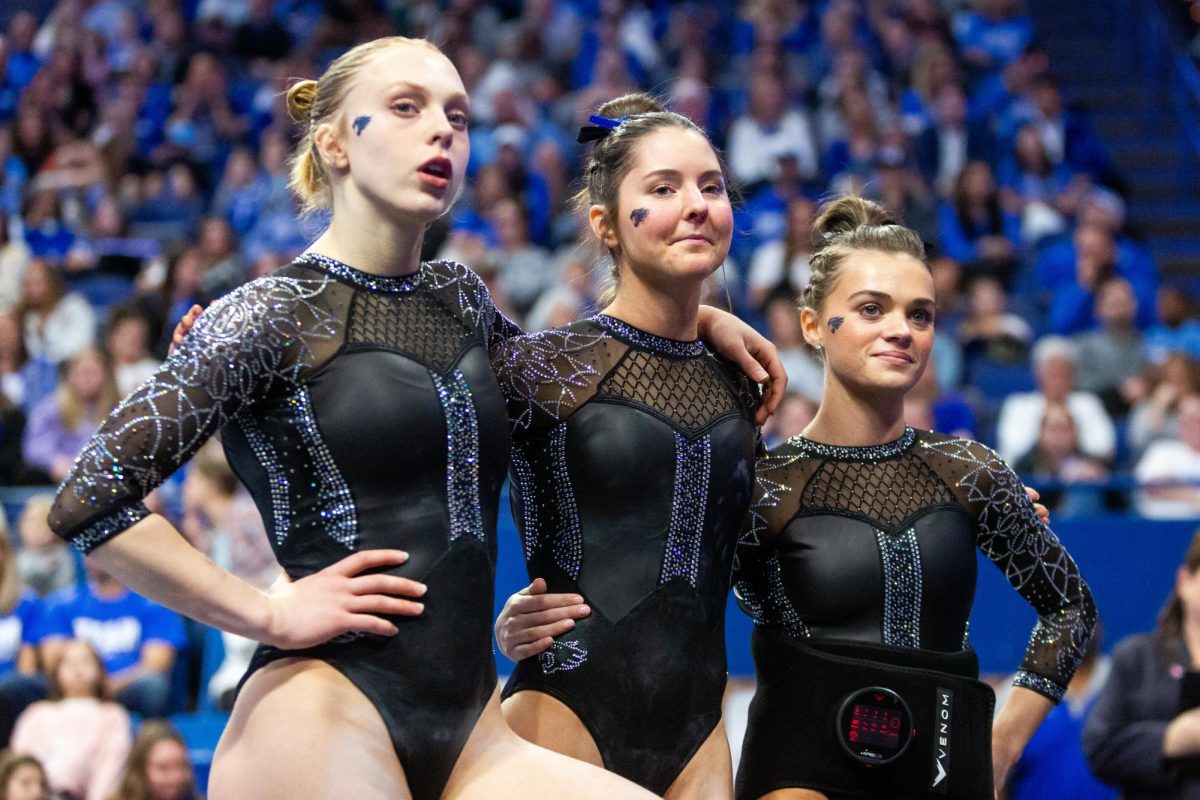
683,184,709,222
882,311,913,345
428,111,455,149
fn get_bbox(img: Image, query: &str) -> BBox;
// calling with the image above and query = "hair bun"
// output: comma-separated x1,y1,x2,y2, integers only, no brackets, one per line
285,79,319,125
595,92,668,122
812,196,898,246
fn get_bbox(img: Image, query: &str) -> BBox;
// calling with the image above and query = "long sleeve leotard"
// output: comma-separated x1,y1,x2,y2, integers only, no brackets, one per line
49,255,519,800
493,313,760,794
733,427,1097,799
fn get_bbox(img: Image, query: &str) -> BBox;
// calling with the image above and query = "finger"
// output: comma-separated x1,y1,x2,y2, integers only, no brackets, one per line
1023,486,1041,502
518,604,590,627
328,549,409,577
518,577,549,596
342,613,399,637
511,637,556,661
347,595,425,617
729,341,770,385
348,574,427,598
512,619,577,644
510,593,585,614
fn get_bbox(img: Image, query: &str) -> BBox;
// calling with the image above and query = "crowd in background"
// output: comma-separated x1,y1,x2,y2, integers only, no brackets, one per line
0,0,1197,795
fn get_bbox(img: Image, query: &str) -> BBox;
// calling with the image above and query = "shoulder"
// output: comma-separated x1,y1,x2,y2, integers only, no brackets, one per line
1110,632,1163,668
915,431,1021,493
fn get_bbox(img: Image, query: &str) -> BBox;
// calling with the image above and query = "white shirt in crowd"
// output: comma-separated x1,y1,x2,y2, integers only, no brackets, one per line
996,391,1116,465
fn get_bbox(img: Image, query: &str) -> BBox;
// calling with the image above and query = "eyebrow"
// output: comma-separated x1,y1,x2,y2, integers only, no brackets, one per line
846,289,935,306
641,168,725,182
382,81,470,107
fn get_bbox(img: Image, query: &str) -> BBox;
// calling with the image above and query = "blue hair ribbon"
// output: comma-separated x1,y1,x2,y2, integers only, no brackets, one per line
577,114,630,143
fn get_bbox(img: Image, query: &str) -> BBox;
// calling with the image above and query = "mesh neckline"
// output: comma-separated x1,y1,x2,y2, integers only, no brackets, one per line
589,313,706,358
300,253,423,294
789,426,917,461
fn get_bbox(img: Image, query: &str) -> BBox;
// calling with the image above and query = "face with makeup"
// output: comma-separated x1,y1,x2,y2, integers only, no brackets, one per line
591,126,733,296
317,42,470,224
801,249,935,397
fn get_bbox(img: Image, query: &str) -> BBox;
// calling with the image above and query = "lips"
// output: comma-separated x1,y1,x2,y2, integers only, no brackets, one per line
673,234,712,245
873,350,915,364
418,157,453,189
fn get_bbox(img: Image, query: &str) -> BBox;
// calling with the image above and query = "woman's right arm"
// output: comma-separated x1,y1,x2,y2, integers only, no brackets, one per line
51,278,425,645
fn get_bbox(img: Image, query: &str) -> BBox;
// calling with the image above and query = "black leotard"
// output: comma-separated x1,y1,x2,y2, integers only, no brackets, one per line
49,255,518,800
493,314,759,794
733,428,1097,800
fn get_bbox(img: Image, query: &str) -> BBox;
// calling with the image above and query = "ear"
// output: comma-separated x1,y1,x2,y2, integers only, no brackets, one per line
313,121,349,171
800,305,823,350
588,204,620,250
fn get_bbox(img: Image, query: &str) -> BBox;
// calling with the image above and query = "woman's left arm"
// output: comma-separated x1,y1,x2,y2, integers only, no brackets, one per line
992,686,1053,795
697,306,788,423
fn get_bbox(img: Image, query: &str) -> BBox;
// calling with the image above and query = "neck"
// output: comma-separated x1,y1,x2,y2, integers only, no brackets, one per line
603,272,704,341
308,200,425,277
804,374,907,445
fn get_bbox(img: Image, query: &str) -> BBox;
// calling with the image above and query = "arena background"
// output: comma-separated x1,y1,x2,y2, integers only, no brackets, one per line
0,0,1199,793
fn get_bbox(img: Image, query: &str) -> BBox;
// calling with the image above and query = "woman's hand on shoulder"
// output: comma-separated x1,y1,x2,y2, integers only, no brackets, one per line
167,304,205,357
494,577,590,662
260,550,426,649
696,306,788,424
1022,485,1051,527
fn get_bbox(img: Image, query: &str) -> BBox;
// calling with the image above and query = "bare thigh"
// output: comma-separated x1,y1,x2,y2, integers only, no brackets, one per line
759,791,829,800
663,720,733,800
208,658,410,800
444,689,657,800
500,689,603,767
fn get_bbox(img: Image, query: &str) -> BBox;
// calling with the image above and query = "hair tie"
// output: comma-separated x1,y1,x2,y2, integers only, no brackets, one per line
577,113,630,143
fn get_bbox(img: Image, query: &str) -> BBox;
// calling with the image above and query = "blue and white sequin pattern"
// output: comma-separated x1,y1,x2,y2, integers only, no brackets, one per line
876,527,922,648
660,433,712,586
549,425,583,578
589,314,706,358
56,275,339,551
432,369,485,543
236,415,292,546
302,253,423,294
510,444,540,559
293,388,359,550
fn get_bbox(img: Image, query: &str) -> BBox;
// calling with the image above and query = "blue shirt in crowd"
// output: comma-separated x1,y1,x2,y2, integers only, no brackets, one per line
0,591,41,675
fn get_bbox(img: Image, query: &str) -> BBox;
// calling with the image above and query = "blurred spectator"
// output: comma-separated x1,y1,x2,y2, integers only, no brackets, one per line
127,165,204,245
231,0,293,63
906,355,977,440
996,335,1115,464
937,161,1020,279
762,392,818,449
22,345,118,484
155,53,246,173
18,191,74,265
15,496,74,599
914,83,995,196
761,288,824,403
998,123,1087,245
726,73,819,190
1135,394,1200,520
104,307,161,397
1013,403,1111,517
195,216,245,301
15,259,95,366
1084,529,1200,795
747,196,816,309
1145,287,1200,365
491,198,554,318
0,754,48,800
211,145,261,238
0,209,31,311
1046,224,1158,335
62,197,154,280
10,640,130,800
1128,354,1200,458
821,87,880,189
951,0,1034,80
901,43,962,135
958,274,1032,369
109,720,200,800
1074,277,1148,418
0,313,28,409
0,385,23,486
181,440,278,709
1025,74,1114,182
0,521,45,748
38,563,185,720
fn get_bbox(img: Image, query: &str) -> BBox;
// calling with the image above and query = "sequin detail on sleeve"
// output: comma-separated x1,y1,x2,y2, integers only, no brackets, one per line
492,327,606,431
69,505,151,554
921,437,1096,700
660,433,712,587
50,275,340,550
293,388,358,550
432,370,485,543
423,260,523,353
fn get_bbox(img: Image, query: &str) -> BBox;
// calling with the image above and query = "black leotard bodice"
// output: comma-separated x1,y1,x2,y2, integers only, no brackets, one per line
734,427,1096,702
49,255,519,800
494,313,759,793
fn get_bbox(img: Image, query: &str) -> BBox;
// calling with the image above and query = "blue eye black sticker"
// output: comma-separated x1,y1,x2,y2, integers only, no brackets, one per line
829,316,844,333
630,208,649,227
353,116,371,136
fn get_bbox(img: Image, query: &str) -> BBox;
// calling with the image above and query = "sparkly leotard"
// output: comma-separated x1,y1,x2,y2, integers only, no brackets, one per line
493,314,759,795
732,428,1096,800
49,256,518,800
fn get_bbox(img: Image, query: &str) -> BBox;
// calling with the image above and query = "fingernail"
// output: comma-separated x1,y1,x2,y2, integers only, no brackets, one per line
396,550,409,560
578,605,590,615
755,370,767,380
412,603,424,613
571,596,584,604
415,583,427,596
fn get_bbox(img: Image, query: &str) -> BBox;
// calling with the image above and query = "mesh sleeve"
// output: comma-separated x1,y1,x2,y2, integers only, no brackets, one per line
49,275,338,552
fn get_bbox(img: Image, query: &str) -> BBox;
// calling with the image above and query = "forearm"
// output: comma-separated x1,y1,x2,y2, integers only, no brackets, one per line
88,515,274,642
993,686,1053,771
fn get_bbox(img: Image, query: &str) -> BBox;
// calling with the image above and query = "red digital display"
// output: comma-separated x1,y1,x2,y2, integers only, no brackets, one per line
848,702,902,749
